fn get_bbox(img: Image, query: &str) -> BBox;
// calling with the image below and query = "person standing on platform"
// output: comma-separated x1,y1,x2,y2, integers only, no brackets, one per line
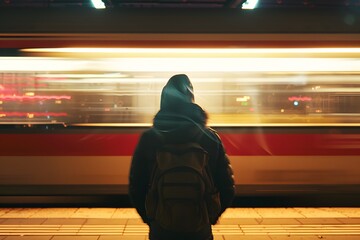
129,74,235,240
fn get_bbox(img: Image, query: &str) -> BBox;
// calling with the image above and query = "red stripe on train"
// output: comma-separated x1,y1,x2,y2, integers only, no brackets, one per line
0,133,359,156
0,134,139,156
220,133,360,156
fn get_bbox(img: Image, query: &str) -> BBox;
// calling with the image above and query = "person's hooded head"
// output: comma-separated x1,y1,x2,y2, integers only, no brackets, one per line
160,74,194,110
154,74,214,142
155,74,207,127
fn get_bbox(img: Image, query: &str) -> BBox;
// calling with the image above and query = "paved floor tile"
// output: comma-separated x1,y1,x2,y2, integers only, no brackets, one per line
1,209,39,218
31,208,78,218
224,236,272,240
255,208,305,218
1,218,46,225
257,218,302,225
85,219,127,225
222,208,262,218
321,236,360,239
111,209,139,219
51,236,99,240
42,218,86,225
218,218,259,225
72,209,116,219
293,208,347,218
99,236,147,240
270,236,321,240
0,208,359,239
296,218,343,224
213,235,226,240
3,237,52,240
337,218,360,224
126,219,146,225
0,209,12,217
326,208,360,218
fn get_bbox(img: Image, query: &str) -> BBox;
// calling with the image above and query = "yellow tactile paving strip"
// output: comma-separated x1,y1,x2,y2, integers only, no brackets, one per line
1,208,359,218
1,224,360,236
0,208,359,239
0,224,360,239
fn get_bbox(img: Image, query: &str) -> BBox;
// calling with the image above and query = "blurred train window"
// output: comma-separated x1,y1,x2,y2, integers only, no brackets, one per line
0,48,359,126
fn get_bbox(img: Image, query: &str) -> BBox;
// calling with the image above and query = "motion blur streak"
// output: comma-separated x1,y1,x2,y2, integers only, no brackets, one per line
0,46,359,203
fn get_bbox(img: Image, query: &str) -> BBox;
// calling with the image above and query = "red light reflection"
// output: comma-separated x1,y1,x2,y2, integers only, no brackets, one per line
288,96,312,101
0,112,68,117
0,95,71,101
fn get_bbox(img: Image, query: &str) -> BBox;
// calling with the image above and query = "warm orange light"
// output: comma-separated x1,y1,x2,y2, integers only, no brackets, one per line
288,96,312,101
0,112,68,117
21,47,360,54
236,96,251,102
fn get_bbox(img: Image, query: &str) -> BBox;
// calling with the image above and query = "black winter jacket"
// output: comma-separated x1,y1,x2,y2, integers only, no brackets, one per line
129,102,235,240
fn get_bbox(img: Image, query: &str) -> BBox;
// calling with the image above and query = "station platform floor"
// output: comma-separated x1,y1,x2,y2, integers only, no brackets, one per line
0,207,359,240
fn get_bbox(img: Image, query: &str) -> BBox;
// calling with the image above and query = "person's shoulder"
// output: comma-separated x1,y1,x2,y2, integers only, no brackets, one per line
140,127,157,139
206,127,217,134
139,127,162,145
201,127,223,145
205,127,221,139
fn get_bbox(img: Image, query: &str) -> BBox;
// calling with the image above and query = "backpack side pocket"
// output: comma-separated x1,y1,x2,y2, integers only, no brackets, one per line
145,188,157,221
206,190,221,224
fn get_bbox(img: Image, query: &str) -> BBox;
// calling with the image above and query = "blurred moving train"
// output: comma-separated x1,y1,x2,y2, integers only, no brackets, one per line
0,9,359,205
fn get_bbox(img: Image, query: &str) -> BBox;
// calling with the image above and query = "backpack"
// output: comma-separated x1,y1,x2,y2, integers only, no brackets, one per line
145,141,221,233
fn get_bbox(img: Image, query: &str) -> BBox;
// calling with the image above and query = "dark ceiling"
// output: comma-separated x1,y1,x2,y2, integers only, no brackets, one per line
1,0,359,8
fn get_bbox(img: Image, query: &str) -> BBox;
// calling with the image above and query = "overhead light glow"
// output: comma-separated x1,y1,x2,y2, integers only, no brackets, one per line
36,73,129,78
242,0,259,9
0,57,359,72
91,0,105,9
236,96,251,102
21,47,360,54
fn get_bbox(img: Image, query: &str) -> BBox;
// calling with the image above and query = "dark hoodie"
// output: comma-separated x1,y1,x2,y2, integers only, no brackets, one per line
129,74,235,240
